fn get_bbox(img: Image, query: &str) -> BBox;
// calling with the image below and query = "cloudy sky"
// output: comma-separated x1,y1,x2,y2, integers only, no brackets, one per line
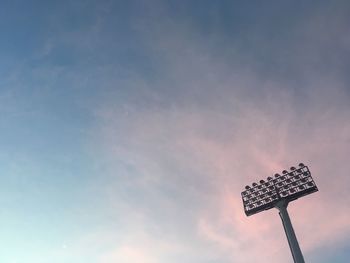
1,1,350,262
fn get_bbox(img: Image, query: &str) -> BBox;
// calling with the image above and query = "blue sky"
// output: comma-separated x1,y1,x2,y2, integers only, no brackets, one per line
1,1,350,262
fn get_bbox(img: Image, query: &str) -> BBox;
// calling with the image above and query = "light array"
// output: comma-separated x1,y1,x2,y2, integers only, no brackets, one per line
241,163,318,216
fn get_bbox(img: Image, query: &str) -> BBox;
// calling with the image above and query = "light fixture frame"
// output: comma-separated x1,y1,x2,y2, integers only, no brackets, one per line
241,164,318,216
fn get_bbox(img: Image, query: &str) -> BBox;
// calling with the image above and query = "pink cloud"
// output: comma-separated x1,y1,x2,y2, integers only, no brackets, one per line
89,8,350,261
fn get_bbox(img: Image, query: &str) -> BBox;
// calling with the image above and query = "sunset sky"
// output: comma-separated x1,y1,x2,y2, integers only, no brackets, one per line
1,1,350,262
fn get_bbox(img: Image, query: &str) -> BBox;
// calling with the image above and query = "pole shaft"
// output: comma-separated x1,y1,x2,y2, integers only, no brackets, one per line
277,202,305,263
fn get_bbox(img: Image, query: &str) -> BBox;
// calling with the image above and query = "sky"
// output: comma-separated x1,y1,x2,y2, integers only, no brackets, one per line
1,1,350,262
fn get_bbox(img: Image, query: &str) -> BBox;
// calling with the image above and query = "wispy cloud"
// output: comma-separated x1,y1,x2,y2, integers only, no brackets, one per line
2,1,349,262
88,3,350,262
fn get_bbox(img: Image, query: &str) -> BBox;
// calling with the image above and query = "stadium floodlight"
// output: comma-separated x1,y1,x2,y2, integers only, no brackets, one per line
241,163,318,263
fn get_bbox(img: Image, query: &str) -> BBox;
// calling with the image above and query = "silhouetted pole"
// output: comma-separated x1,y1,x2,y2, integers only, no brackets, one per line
241,164,318,263
276,200,305,263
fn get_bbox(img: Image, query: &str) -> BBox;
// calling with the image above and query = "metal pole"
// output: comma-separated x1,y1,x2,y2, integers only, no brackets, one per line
275,200,305,263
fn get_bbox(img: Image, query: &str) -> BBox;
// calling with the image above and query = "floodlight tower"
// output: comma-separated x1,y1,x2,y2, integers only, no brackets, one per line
241,163,318,263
